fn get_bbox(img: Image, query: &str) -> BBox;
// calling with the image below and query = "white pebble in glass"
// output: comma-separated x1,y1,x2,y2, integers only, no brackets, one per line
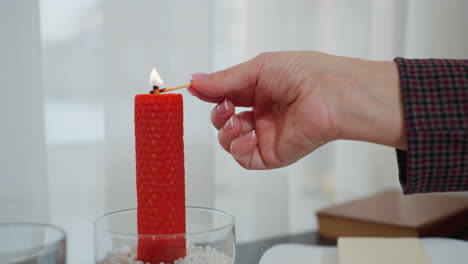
94,207,235,264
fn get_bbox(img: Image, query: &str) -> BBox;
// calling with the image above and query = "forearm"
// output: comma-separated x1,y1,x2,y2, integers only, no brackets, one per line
331,57,407,149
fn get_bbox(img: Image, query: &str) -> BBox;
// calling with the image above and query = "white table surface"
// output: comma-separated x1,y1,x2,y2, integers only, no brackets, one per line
259,238,468,264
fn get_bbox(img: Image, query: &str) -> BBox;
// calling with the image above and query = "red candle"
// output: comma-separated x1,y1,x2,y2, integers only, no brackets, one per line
134,90,186,262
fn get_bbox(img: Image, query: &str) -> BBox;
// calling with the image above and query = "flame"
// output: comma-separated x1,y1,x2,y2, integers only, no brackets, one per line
148,67,164,87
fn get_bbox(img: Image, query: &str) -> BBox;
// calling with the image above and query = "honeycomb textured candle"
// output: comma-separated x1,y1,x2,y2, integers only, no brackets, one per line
134,94,186,263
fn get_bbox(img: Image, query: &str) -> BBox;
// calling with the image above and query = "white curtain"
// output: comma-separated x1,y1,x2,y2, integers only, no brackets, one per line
1,0,468,263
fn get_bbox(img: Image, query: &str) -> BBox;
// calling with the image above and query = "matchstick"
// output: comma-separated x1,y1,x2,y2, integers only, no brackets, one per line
159,83,190,93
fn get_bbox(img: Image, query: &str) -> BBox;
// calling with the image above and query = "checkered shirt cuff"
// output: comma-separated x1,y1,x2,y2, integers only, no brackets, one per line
394,57,468,194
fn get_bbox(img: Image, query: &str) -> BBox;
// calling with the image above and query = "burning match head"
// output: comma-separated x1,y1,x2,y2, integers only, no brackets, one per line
149,86,160,94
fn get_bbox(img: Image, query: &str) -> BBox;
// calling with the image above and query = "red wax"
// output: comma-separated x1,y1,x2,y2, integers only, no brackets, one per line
134,94,186,263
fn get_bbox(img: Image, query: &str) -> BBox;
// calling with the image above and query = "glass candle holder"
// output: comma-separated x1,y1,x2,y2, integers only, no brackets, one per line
0,222,66,264
94,207,235,264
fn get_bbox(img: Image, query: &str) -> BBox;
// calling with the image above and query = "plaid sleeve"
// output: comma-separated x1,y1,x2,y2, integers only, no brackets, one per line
394,58,468,194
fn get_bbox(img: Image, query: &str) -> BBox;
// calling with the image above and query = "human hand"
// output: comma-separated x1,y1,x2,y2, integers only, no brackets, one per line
189,51,405,169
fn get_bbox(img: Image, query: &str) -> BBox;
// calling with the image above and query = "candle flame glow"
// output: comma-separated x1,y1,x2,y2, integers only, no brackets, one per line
148,67,164,87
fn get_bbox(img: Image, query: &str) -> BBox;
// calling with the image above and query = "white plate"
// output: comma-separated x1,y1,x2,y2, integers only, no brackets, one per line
259,238,468,264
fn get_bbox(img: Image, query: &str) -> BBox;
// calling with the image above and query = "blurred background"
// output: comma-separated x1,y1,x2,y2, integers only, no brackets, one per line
1,0,467,263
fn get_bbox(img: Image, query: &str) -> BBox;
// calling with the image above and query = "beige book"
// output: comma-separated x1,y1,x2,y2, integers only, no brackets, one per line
338,237,432,264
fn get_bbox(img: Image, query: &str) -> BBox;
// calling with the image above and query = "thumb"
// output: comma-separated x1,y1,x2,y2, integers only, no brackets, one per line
189,58,258,106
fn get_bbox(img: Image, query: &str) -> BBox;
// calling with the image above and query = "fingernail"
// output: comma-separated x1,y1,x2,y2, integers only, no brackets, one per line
191,72,210,81
243,131,256,142
216,99,229,114
224,115,235,131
